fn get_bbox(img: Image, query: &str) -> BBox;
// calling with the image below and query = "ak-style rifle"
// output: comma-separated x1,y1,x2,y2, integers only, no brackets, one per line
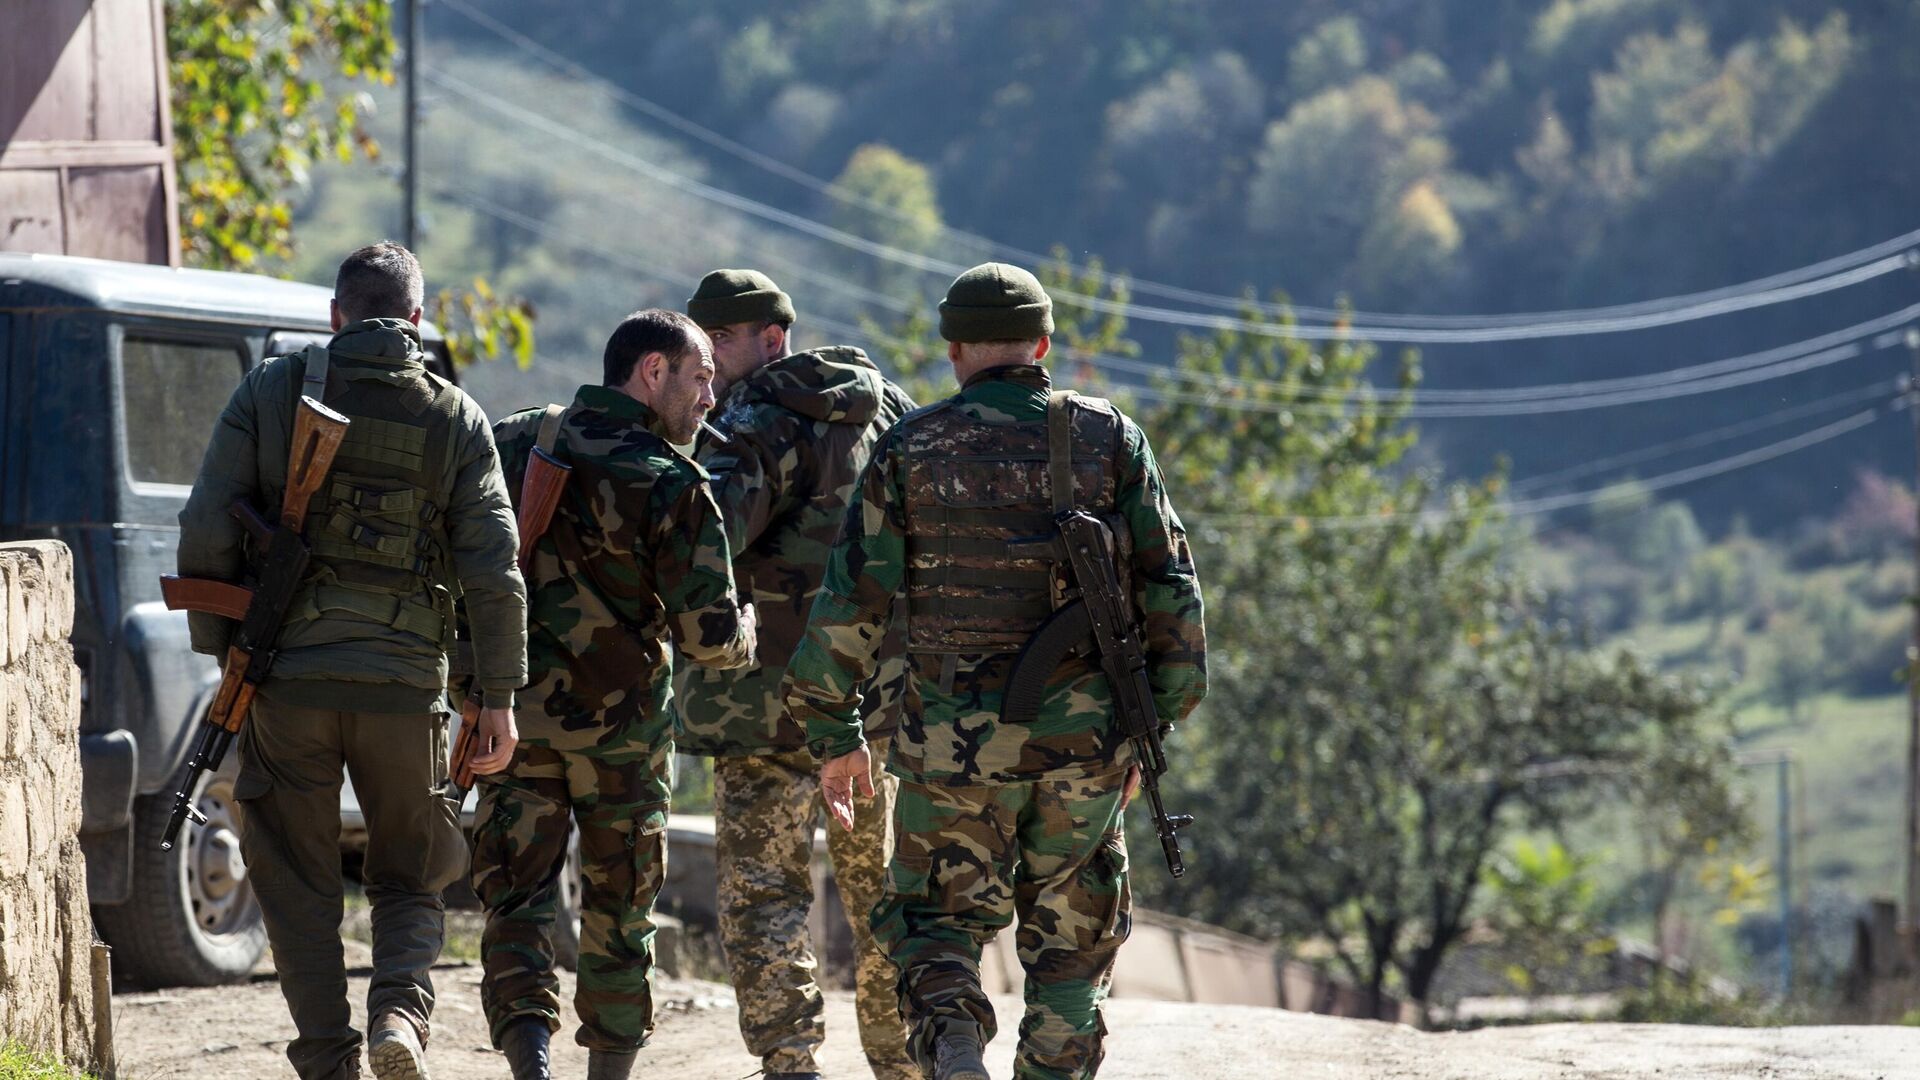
446,414,572,801
157,396,350,850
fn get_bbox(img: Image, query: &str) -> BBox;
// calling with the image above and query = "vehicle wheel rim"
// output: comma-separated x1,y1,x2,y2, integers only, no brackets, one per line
181,774,260,940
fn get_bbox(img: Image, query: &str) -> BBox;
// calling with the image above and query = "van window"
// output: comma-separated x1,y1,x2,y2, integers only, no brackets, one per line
121,335,248,487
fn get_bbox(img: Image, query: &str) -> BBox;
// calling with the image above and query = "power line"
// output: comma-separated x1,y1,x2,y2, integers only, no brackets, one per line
1505,379,1907,494
424,66,1915,347
439,183,1914,419
1190,403,1896,532
433,0,1920,335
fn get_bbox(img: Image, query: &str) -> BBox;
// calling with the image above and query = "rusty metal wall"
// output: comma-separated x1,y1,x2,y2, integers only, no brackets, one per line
0,0,178,266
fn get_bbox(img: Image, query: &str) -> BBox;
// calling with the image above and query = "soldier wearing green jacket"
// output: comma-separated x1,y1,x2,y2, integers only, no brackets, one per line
476,309,758,1080
178,242,528,1080
674,270,918,1080
783,263,1208,1080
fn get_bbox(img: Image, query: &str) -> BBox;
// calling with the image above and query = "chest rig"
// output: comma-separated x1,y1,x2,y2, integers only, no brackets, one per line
284,343,461,647
901,388,1134,663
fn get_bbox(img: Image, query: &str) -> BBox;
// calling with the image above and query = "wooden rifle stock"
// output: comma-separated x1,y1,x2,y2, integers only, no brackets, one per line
516,445,572,575
159,395,351,851
160,577,254,622
448,693,483,796
285,395,351,527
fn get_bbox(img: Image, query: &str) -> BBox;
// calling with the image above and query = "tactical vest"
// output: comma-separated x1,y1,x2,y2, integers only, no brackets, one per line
901,389,1133,655
284,343,462,648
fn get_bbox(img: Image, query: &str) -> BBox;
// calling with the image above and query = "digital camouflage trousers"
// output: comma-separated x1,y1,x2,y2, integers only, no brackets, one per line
714,734,917,1079
471,743,670,1052
873,771,1131,1080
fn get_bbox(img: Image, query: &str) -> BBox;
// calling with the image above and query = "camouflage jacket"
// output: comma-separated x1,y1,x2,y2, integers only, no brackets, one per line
674,346,916,756
496,385,754,760
781,363,1208,785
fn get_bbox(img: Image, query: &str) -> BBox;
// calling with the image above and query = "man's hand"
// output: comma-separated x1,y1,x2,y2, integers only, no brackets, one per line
468,706,519,775
738,601,759,663
821,745,875,832
1121,764,1142,811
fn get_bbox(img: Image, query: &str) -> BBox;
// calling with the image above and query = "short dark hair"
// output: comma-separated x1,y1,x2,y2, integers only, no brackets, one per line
334,242,424,322
603,309,707,387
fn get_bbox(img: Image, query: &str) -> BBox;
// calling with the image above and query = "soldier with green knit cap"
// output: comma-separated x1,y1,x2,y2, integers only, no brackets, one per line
783,262,1208,1080
677,268,920,1080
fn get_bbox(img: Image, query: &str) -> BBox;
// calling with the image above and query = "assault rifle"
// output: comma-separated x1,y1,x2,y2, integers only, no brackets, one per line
1003,510,1194,877
446,431,572,801
157,396,351,850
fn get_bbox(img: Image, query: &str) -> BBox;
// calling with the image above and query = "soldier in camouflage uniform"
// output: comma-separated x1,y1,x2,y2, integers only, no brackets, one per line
783,264,1207,1080
473,309,758,1080
673,270,918,1080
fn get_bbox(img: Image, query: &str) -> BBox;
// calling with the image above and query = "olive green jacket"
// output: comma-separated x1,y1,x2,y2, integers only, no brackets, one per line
177,320,527,713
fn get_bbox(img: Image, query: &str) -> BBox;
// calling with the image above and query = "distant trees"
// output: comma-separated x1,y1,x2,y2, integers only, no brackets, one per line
856,269,1749,1015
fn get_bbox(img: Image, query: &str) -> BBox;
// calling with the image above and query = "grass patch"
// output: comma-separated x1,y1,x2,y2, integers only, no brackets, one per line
0,1042,92,1080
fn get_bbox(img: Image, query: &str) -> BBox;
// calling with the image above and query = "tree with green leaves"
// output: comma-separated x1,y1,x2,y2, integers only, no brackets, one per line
166,0,530,368
866,260,1746,1015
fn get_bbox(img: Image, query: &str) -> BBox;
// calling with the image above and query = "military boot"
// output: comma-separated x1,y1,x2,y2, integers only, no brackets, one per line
932,1033,990,1080
499,1018,552,1080
367,1012,429,1080
585,1049,638,1080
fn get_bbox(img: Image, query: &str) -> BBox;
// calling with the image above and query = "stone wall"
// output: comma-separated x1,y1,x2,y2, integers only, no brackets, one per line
0,541,99,1068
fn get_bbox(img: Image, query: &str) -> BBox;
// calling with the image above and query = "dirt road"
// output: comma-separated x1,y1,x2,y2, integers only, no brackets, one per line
112,960,1920,1080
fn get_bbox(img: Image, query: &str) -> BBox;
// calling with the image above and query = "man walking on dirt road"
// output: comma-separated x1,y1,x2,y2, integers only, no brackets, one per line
178,241,528,1080
675,269,919,1080
784,262,1208,1080
475,309,758,1080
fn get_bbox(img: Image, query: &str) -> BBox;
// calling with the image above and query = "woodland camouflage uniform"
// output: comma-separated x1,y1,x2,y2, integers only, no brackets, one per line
676,270,921,1079
472,384,754,1054
783,264,1207,1080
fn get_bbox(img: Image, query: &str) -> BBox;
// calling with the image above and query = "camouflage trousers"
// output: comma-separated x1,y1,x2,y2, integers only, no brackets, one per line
714,734,917,1079
471,743,670,1052
873,772,1131,1080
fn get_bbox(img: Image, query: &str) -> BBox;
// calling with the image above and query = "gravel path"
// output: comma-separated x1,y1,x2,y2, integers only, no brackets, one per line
110,961,1920,1080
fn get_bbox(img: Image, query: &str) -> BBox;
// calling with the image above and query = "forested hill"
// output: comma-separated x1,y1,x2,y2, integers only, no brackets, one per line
420,0,1920,530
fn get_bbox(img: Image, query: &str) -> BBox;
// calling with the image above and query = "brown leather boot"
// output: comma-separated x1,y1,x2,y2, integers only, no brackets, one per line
367,1012,429,1080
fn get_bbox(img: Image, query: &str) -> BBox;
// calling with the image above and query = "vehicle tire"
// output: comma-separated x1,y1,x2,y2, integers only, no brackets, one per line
94,754,268,988
553,828,583,971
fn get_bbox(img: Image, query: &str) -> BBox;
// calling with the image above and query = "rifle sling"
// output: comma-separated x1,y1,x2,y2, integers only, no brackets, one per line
1048,389,1076,515
535,402,567,455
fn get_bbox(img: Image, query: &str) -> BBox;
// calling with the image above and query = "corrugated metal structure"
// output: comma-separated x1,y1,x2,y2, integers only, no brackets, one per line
1,0,179,266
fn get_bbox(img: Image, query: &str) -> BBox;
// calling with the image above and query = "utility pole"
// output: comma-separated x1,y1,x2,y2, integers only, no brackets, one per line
1906,247,1920,931
403,0,422,252
1775,755,1792,1000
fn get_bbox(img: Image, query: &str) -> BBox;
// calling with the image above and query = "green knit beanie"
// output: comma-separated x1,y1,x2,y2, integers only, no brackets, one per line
938,262,1054,343
685,269,796,328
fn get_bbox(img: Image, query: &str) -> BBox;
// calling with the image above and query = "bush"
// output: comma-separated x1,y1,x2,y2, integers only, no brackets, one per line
0,1043,92,1080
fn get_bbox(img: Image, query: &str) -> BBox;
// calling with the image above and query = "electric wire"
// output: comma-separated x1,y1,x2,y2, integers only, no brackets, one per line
1189,404,1896,531
424,66,1918,346
437,183,1916,419
434,0,1920,334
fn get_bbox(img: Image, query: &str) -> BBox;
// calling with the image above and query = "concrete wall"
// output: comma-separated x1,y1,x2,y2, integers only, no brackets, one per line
0,541,100,1068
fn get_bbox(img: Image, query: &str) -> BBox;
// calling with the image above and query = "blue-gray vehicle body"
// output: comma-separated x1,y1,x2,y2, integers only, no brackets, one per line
0,252,453,904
